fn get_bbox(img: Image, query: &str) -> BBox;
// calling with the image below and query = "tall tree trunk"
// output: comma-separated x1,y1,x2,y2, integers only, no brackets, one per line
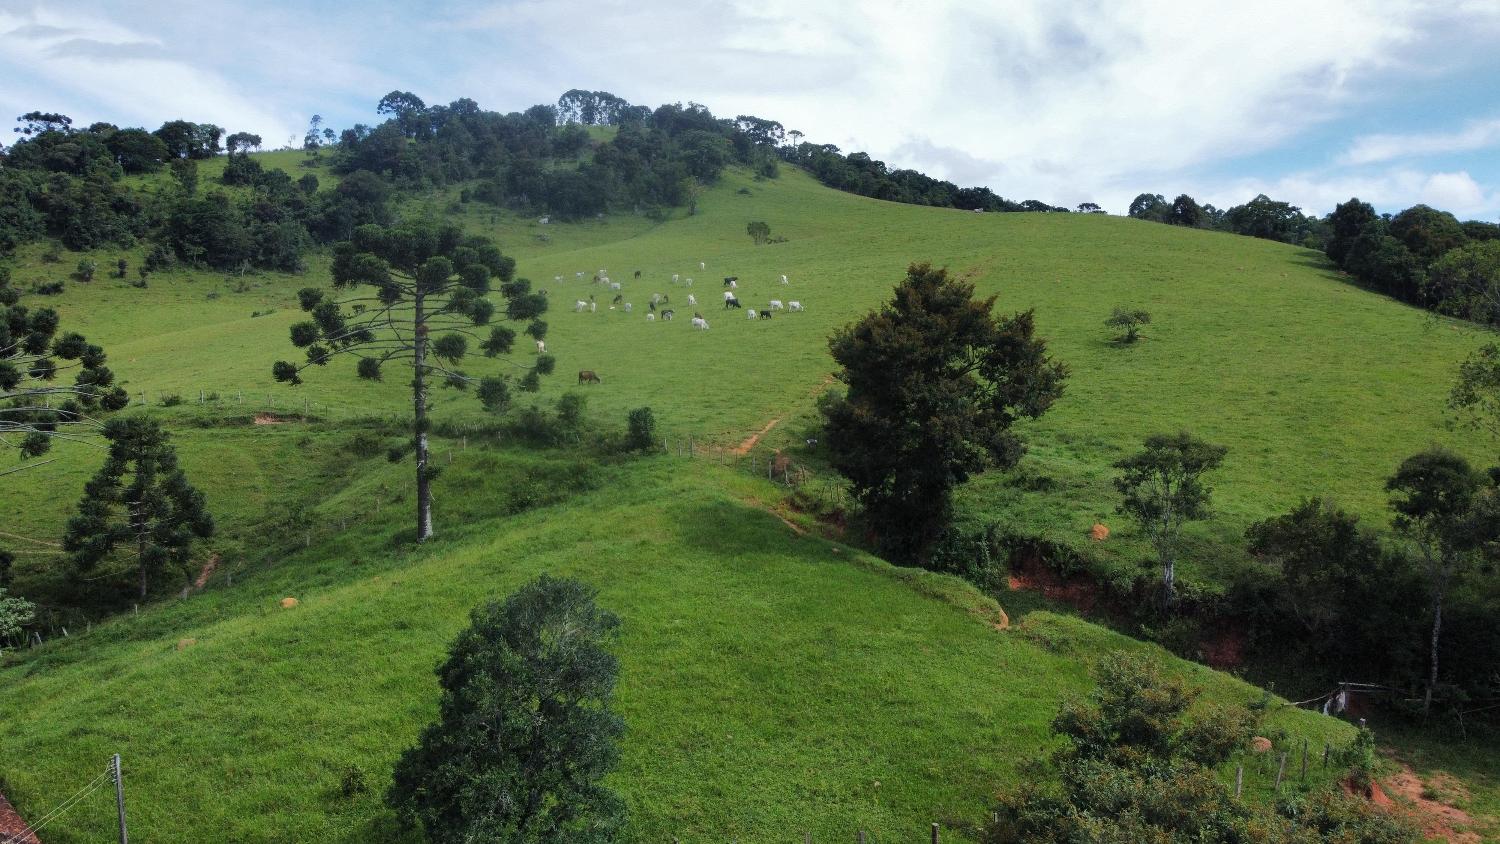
136,507,149,599
1425,583,1444,717
413,293,433,542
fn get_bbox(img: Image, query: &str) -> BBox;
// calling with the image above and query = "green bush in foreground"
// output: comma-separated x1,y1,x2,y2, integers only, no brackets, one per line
983,653,1413,844
388,575,625,844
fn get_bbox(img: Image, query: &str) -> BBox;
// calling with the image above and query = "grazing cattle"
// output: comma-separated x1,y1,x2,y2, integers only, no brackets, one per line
723,276,738,286
554,275,562,282
646,312,656,321
536,339,546,353
699,261,706,270
590,302,597,312
633,269,642,279
691,317,710,330
685,277,693,286
575,271,584,279
723,290,735,301
612,294,623,305
648,300,656,311
662,309,675,320
609,282,622,290
574,300,588,312
724,296,741,309
759,310,773,320
687,293,698,306
578,370,601,384
768,299,784,310
779,274,789,284
747,309,758,320
788,300,804,312
623,303,632,312
672,273,680,283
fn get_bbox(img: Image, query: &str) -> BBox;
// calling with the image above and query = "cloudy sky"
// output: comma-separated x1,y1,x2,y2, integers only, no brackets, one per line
2,0,1498,219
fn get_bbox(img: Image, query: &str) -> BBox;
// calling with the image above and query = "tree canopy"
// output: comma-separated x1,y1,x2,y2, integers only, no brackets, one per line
822,263,1067,563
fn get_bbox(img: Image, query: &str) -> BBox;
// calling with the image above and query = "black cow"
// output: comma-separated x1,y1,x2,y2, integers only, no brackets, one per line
758,310,772,320
724,296,741,309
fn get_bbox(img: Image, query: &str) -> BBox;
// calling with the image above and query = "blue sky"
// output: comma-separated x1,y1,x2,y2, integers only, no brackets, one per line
2,0,1498,219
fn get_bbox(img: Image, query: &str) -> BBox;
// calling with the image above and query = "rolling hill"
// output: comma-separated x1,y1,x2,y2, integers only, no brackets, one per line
2,155,1495,841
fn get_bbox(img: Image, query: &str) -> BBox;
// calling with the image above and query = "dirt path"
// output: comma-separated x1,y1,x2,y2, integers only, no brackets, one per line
1377,763,1481,843
731,417,781,456
0,791,40,844
192,553,221,591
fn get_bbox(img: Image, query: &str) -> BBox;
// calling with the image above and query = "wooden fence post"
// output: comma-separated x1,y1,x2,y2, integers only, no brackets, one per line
1234,765,1243,797
1300,739,1308,783
1275,752,1288,789
932,821,940,843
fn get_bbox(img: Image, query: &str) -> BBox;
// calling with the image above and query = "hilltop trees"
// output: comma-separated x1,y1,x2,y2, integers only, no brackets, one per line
1386,449,1500,715
1113,432,1227,601
822,262,1067,563
388,575,625,843
63,418,214,599
273,220,552,542
2,276,130,468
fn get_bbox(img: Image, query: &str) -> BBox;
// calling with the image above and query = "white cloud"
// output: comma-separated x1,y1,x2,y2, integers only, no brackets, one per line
1340,118,1500,165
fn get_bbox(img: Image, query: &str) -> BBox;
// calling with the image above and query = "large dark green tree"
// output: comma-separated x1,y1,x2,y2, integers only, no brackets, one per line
821,262,1067,563
2,272,129,471
1113,432,1227,601
1386,448,1500,714
63,418,214,599
388,575,625,843
273,220,551,541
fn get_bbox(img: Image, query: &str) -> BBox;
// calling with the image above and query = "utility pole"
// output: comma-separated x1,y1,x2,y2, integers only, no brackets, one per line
112,753,128,844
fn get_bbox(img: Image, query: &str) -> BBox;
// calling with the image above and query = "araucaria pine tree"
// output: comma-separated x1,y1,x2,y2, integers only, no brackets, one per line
273,221,552,541
2,270,129,470
64,418,214,599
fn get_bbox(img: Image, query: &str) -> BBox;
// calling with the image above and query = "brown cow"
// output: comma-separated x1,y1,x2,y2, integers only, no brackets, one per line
578,370,602,385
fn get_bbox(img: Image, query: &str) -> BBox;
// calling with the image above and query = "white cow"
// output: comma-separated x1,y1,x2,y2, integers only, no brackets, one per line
609,282,622,290
687,293,697,306
536,339,546,353
575,271,584,279
646,312,656,321
729,279,738,289
554,275,562,283
685,277,693,286
780,274,789,285
699,261,706,270
590,302,597,313
574,300,588,312
651,292,661,304
691,317,710,330
747,309,758,320
623,303,632,312
723,290,735,301
788,301,804,312
672,273,680,283
768,299,784,310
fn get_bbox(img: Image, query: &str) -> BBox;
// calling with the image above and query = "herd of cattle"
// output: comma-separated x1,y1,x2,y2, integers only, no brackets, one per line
552,262,804,332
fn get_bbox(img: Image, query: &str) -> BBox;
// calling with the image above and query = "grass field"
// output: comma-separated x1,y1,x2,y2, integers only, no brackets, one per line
3,156,1495,841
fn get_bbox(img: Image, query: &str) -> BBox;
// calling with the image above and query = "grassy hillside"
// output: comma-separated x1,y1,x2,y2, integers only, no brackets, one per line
6,163,1491,591
1,448,1353,843
3,155,1493,840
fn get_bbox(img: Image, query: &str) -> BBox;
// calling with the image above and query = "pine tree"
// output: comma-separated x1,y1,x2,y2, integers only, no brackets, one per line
64,418,214,599
273,220,552,541
2,269,129,471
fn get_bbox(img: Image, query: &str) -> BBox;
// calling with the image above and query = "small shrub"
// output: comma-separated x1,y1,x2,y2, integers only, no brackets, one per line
747,221,771,245
75,259,97,281
159,394,183,407
344,432,386,458
338,764,369,798
41,245,62,263
626,406,657,452
32,281,65,295
143,244,175,273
